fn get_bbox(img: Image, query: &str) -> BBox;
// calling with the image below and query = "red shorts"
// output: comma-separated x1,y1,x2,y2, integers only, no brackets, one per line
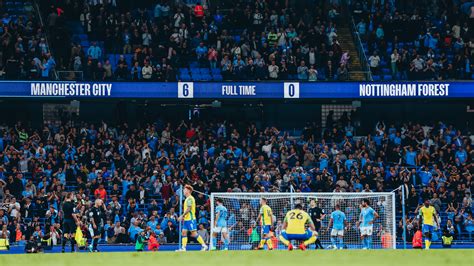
148,242,159,251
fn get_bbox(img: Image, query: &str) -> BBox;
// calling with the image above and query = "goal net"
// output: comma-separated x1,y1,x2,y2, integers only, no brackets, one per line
209,192,396,250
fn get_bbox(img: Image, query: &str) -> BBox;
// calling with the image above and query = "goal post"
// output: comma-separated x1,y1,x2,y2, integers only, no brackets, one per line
209,192,396,250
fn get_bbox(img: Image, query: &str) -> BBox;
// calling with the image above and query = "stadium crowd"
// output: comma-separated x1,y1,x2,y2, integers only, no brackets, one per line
2,0,354,81
351,0,474,81
2,1,474,81
0,1,56,80
0,113,472,249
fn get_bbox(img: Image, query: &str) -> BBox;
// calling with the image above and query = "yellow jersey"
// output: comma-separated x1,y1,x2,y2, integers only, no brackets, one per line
259,204,273,226
420,205,436,226
284,209,313,234
184,195,196,221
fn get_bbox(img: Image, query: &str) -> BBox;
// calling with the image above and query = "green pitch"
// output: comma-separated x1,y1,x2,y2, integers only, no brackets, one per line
1,250,473,266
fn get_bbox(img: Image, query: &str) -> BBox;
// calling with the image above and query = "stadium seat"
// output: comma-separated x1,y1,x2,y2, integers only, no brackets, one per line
201,74,212,81
80,40,90,48
198,68,210,74
317,72,326,80
212,74,223,81
179,68,190,75
190,68,200,76
191,73,201,80
180,74,192,81
124,54,133,65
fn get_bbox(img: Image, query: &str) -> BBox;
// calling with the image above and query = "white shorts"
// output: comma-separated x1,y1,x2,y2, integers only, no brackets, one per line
360,225,373,236
331,229,344,237
213,227,228,233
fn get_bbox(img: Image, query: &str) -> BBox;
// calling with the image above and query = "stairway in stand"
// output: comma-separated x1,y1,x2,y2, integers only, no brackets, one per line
337,23,367,81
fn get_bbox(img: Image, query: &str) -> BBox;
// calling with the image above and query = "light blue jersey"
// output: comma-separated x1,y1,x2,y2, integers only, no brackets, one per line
216,204,228,227
360,207,375,227
331,210,346,230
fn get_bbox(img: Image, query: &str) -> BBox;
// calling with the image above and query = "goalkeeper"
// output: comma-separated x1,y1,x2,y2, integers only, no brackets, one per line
279,203,318,251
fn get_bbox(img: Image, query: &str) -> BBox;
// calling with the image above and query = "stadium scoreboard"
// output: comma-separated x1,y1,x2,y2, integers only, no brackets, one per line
0,81,471,99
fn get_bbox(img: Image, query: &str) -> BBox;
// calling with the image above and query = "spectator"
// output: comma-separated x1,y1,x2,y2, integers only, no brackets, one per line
194,2,205,20
391,49,400,79
196,42,208,67
465,213,474,240
356,20,367,38
268,61,279,80
94,184,107,201
157,232,167,244
412,227,423,249
297,61,309,80
208,47,218,69
164,221,178,243
340,51,351,67
337,63,349,81
142,29,152,47
142,61,153,81
442,230,454,248
128,220,143,242
197,224,209,244
87,42,102,61
103,60,113,80
368,51,381,76
131,62,142,81
308,65,318,81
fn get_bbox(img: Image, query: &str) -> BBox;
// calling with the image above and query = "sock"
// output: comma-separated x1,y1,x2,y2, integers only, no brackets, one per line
338,238,343,249
266,239,273,249
303,236,317,246
182,237,188,249
212,237,217,249
279,235,290,246
316,238,323,248
331,237,337,247
196,235,206,246
367,237,372,249
259,239,266,248
223,238,229,249
362,238,367,248
62,237,67,249
425,240,431,249
92,238,98,250
71,238,76,250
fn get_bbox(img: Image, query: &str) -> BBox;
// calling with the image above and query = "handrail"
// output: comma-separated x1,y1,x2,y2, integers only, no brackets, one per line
349,17,373,81
32,0,59,80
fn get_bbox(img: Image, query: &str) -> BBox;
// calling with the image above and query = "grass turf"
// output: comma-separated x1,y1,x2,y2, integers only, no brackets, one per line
1,250,473,266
